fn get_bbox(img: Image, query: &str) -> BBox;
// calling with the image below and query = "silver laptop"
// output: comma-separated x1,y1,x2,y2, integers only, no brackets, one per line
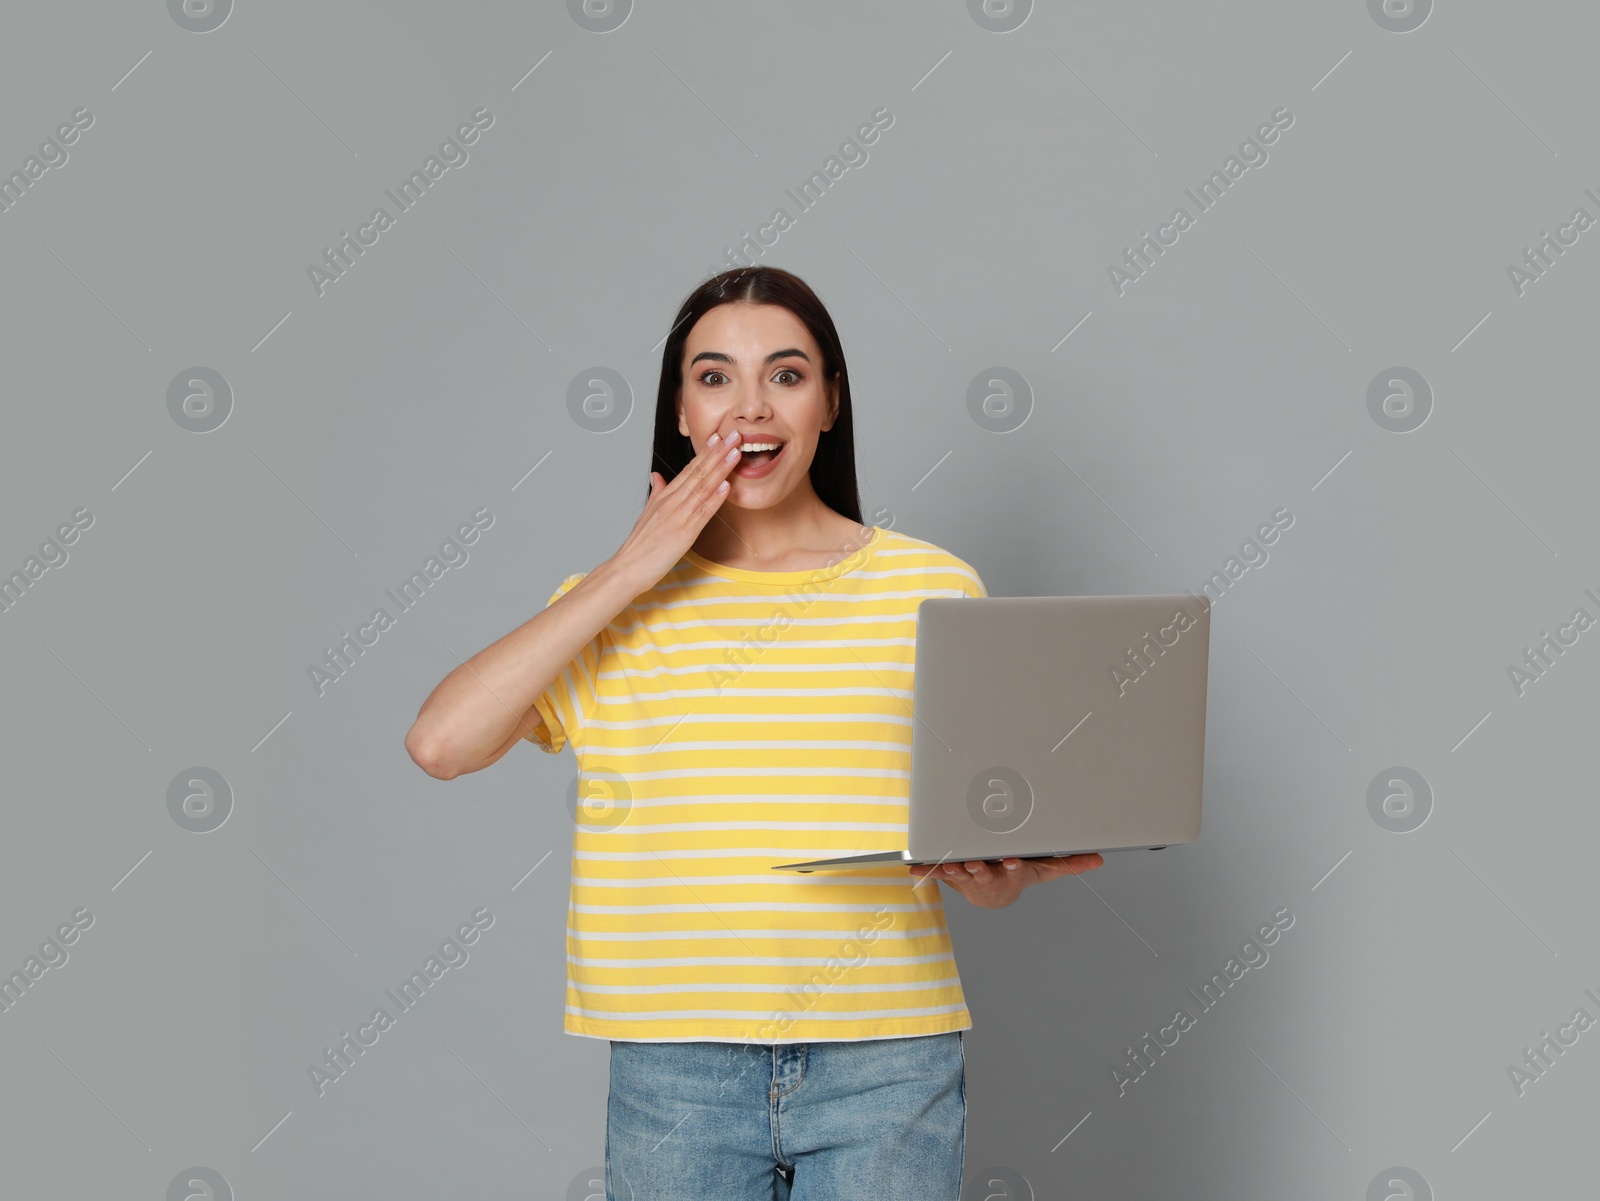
772,593,1210,872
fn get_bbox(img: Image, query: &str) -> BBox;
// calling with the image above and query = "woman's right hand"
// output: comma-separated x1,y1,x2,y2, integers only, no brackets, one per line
608,428,744,590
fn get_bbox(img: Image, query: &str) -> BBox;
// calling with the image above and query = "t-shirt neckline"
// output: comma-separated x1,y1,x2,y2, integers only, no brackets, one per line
681,525,883,585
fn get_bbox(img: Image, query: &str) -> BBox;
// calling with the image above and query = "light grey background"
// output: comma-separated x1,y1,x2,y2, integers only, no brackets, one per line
2,2,1594,1198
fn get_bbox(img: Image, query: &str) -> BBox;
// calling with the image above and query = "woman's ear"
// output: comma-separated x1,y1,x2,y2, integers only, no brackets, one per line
820,375,841,432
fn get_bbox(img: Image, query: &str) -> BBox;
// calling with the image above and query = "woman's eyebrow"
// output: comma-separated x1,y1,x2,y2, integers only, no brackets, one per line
689,347,811,367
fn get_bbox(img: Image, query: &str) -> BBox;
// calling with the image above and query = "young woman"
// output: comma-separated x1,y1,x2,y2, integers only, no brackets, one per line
406,266,1103,1200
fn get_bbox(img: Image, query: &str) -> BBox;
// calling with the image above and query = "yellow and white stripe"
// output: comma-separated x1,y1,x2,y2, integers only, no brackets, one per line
526,526,987,1043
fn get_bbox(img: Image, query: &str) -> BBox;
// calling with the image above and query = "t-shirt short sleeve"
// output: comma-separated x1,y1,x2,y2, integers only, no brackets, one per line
958,560,988,599
523,573,600,754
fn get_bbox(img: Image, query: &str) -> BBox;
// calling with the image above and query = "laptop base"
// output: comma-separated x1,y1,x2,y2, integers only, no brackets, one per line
772,845,1167,873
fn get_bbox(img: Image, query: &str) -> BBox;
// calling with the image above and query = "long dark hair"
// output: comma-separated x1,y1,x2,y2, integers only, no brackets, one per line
648,266,862,524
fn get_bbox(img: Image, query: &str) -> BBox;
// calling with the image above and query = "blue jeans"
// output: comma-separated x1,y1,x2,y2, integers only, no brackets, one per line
604,1032,966,1200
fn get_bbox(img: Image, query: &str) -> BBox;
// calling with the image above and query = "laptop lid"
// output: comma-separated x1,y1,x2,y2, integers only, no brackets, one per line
906,593,1210,862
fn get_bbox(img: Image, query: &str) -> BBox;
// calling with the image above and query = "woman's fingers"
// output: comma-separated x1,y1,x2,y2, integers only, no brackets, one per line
661,429,740,501
686,431,741,505
909,854,1103,876
1053,853,1104,874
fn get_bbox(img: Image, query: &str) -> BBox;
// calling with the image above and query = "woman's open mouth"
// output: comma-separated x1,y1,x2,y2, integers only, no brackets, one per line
733,439,786,478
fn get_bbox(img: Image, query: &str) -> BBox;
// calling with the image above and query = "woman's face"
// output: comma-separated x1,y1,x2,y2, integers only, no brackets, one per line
677,302,838,509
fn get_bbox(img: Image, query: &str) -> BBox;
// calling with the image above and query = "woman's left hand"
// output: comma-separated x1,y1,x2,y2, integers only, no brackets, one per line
908,854,1105,908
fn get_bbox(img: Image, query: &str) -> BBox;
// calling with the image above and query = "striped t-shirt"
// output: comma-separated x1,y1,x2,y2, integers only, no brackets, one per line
524,524,988,1043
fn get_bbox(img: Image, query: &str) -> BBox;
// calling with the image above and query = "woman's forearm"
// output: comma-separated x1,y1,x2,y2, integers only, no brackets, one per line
404,554,649,778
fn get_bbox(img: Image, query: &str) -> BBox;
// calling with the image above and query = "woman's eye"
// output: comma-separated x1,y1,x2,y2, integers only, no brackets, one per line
698,369,801,385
